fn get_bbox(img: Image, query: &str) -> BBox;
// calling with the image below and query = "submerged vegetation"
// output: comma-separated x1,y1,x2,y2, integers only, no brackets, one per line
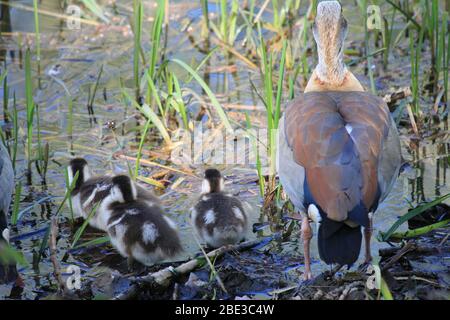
0,0,449,300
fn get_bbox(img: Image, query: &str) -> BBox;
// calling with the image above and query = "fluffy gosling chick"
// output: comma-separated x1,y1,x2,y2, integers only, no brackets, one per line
106,175,182,266
67,158,159,231
191,169,248,248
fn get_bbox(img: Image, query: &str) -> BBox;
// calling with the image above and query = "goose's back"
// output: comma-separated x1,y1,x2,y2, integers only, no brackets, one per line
280,91,400,223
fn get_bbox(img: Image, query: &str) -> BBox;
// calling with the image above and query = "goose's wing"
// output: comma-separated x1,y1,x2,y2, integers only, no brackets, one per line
378,117,402,202
283,91,392,225
0,145,14,215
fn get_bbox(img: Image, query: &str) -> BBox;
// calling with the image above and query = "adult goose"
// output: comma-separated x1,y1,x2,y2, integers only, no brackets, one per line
277,1,402,280
0,138,17,283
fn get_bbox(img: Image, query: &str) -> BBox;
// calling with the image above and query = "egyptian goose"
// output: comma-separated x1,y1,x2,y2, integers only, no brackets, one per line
191,169,248,248
105,175,182,266
277,1,402,280
0,139,17,283
67,158,160,231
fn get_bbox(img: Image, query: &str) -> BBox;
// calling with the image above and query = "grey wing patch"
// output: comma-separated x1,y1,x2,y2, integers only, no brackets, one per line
136,185,161,205
378,116,402,202
277,116,306,213
0,146,14,215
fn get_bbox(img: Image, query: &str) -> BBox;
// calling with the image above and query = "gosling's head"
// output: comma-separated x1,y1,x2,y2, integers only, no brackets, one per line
201,169,224,194
110,175,138,203
68,158,92,192
313,1,348,84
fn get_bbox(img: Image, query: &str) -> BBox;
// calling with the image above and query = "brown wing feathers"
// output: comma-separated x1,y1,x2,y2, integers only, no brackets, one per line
285,92,390,223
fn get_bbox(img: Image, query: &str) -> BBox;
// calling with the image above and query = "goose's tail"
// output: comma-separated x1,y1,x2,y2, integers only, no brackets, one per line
317,217,362,267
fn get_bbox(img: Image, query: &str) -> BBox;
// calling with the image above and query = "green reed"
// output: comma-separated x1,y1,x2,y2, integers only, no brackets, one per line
25,49,35,175
133,0,143,100
33,0,41,87
171,58,232,131
258,23,287,185
424,0,440,95
437,11,449,108
379,193,450,242
71,202,100,248
149,0,165,80
445,13,450,107
201,0,210,36
11,182,22,226
1,71,8,124
410,25,425,116
208,0,239,46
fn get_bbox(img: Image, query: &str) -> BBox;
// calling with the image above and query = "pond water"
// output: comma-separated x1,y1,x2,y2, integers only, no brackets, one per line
0,0,449,299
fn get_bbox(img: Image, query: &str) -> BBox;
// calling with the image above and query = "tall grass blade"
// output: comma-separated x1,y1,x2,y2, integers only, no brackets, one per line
170,58,232,132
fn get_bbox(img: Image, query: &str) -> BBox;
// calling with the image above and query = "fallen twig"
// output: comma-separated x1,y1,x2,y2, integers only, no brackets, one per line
112,238,269,300
382,241,416,271
49,218,66,295
383,87,412,109
379,245,448,257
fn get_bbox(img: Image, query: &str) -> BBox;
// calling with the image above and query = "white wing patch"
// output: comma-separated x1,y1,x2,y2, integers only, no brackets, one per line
125,208,140,215
2,228,10,243
232,207,245,222
204,209,216,225
142,223,159,244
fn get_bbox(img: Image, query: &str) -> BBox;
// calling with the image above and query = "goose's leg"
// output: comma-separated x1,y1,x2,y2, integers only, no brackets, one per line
363,214,373,264
301,217,313,280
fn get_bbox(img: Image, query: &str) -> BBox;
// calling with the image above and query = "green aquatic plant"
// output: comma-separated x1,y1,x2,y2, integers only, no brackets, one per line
25,49,35,176
207,0,240,47
170,58,232,132
257,24,287,191
71,202,100,248
132,0,143,100
409,25,425,117
149,0,165,80
81,0,109,23
11,182,22,226
379,193,450,242
33,0,41,87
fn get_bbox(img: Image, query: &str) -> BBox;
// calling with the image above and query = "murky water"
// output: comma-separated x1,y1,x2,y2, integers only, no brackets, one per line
0,0,449,299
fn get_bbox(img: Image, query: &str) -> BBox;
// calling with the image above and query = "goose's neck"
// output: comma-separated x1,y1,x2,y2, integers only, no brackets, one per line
316,47,347,86
305,46,364,93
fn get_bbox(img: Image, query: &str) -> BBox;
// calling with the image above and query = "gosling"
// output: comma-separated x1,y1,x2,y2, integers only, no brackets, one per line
191,169,248,248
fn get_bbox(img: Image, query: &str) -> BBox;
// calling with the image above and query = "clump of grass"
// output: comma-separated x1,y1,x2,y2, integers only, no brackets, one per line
257,24,287,192
208,0,240,46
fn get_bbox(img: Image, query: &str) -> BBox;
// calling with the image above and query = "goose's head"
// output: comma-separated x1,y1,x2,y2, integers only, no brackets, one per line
68,158,92,192
110,175,138,203
313,1,348,85
201,169,224,194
